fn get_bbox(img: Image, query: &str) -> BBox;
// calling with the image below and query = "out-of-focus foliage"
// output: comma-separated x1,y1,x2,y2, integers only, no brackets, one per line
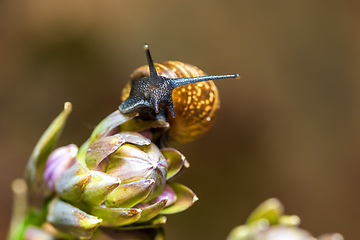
227,199,343,240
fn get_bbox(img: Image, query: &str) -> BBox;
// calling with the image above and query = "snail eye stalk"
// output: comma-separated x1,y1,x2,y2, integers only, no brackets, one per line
119,44,240,118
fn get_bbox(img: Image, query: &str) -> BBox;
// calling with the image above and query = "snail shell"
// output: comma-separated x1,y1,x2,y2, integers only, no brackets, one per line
121,61,220,144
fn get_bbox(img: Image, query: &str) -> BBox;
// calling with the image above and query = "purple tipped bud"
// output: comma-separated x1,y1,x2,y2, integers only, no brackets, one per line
149,184,177,207
43,144,78,190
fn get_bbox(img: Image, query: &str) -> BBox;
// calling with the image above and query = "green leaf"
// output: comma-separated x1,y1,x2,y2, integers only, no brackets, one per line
77,111,139,166
105,179,154,208
26,102,72,198
137,197,168,223
55,163,92,203
246,198,283,225
82,171,120,206
89,110,139,144
91,206,141,227
161,148,189,180
161,183,198,214
85,133,151,170
85,134,127,170
47,198,102,239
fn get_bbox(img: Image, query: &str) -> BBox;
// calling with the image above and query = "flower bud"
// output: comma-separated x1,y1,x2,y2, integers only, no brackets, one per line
47,198,102,239
25,107,198,239
43,144,77,191
106,142,169,201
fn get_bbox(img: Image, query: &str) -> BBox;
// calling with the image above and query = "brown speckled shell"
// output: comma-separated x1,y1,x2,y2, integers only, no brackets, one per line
121,61,220,144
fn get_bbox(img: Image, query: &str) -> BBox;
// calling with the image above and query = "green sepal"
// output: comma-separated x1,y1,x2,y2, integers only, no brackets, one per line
161,148,189,180
89,110,138,144
47,198,102,239
91,206,141,227
105,179,154,208
246,198,283,225
137,197,168,223
85,133,150,170
85,134,125,170
161,183,198,214
77,139,90,166
55,163,91,203
77,111,138,165
26,102,72,198
82,171,121,206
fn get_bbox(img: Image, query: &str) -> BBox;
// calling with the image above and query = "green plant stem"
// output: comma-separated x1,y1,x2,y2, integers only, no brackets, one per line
7,179,28,240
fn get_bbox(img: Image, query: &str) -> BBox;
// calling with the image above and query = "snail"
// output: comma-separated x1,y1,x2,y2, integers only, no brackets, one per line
120,44,240,144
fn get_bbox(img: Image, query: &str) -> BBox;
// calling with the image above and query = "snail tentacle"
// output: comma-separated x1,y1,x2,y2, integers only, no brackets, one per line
119,44,239,119
144,44,158,80
170,74,240,89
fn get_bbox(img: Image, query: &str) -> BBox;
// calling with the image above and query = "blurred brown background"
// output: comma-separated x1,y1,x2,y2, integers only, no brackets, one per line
1,1,360,239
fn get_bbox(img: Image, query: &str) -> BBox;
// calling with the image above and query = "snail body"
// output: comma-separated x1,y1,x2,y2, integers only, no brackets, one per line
122,61,220,144
119,44,239,144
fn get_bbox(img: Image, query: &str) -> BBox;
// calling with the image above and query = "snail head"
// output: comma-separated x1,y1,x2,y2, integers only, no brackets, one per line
119,44,240,118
